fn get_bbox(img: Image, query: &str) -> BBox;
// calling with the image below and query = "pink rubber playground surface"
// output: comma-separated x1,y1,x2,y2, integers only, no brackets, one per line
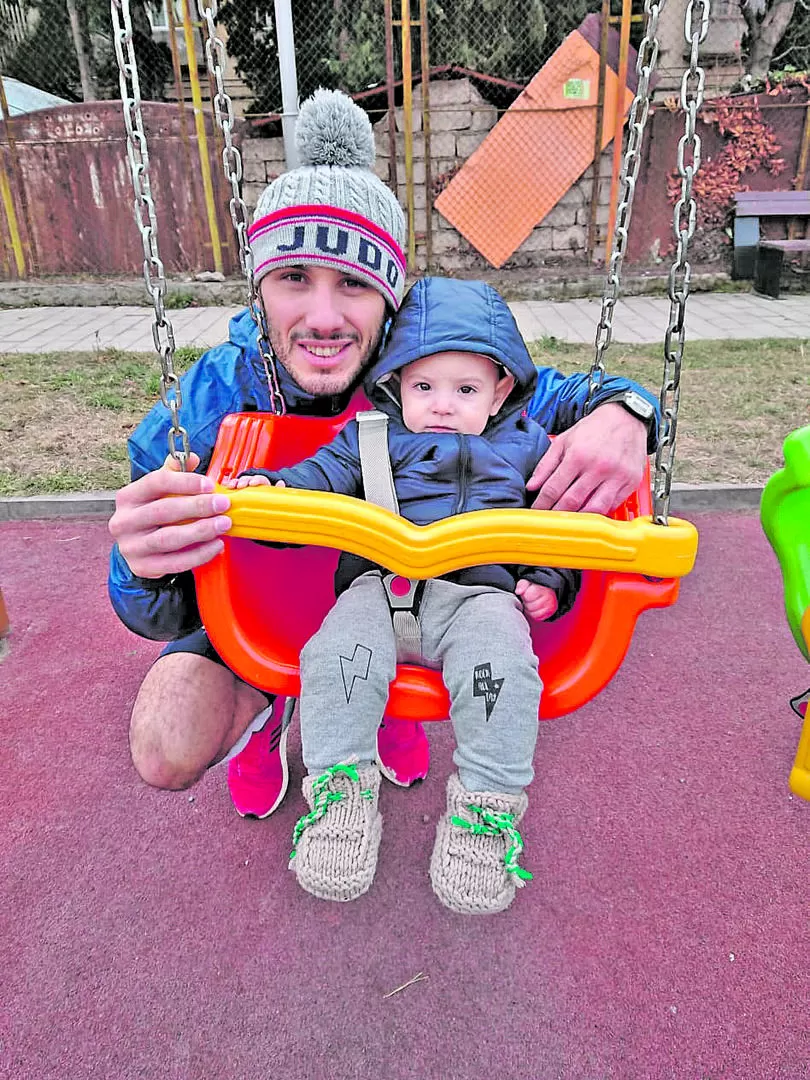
2,511,808,1080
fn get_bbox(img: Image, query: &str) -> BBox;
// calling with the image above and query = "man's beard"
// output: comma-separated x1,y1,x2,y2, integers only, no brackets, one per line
268,325,383,397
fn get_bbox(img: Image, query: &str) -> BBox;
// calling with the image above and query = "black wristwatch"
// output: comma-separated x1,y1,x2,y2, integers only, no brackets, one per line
600,389,656,433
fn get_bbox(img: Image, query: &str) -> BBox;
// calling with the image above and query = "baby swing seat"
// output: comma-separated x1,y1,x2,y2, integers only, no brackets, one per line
194,399,696,720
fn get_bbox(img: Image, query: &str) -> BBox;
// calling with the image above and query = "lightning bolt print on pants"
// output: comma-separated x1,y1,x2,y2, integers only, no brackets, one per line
297,573,398,775
339,644,373,704
472,662,505,721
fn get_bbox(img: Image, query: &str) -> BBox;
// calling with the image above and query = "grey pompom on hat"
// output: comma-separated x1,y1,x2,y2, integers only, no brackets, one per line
249,88,407,309
295,87,375,169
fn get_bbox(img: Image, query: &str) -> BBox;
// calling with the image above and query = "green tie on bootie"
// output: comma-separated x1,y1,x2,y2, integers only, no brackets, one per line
290,762,383,902
430,772,531,915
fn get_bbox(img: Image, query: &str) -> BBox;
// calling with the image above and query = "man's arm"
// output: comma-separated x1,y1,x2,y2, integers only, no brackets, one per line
527,367,659,449
525,368,659,514
107,340,252,641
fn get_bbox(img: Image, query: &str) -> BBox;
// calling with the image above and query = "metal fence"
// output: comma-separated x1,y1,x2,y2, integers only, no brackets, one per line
0,0,658,114
2,1,809,281
0,1,785,111
216,1,609,118
1,1,807,114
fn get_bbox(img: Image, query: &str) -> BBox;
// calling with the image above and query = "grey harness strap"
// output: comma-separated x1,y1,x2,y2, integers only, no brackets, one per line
356,409,399,514
356,410,422,662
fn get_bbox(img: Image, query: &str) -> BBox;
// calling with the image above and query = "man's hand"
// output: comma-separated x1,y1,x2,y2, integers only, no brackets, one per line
526,403,648,514
108,452,232,579
516,580,558,621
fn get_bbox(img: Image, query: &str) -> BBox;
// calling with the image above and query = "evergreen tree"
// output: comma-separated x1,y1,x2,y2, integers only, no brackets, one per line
5,0,82,99
324,0,387,91
3,0,171,102
219,0,334,114
428,0,547,81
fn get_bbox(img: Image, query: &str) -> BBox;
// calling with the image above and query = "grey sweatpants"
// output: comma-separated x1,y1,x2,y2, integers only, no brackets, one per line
299,572,542,794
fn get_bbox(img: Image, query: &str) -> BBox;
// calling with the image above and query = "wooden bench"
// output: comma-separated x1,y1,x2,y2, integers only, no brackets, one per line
733,190,810,299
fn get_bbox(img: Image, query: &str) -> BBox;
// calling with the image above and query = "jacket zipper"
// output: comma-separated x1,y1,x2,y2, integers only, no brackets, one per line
455,435,469,515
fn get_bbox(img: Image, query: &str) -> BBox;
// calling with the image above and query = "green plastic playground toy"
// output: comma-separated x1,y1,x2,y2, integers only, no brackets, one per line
761,424,810,662
761,423,810,800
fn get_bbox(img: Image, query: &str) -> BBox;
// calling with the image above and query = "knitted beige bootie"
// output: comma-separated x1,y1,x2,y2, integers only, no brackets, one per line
290,762,382,902
430,772,531,915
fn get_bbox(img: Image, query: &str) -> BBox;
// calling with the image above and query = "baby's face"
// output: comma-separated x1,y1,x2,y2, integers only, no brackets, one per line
399,352,514,436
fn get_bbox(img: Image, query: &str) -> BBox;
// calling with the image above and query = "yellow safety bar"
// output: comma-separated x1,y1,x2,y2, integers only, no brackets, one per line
220,486,699,579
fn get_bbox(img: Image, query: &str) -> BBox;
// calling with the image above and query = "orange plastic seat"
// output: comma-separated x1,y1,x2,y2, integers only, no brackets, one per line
194,397,683,720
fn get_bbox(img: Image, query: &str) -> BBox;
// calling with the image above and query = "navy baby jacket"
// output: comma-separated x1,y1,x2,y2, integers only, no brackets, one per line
248,277,582,617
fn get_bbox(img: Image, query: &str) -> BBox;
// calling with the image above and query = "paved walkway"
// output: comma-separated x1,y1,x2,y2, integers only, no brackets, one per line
1,291,809,352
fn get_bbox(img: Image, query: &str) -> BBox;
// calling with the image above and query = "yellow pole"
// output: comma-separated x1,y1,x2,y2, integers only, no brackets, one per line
606,0,632,265
180,0,223,274
400,0,415,270
0,75,25,277
419,0,433,271
0,154,24,277
789,100,810,240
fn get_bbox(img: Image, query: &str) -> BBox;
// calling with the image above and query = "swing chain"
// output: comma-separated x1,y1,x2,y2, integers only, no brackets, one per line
110,0,190,466
653,0,711,525
196,0,286,416
587,0,662,407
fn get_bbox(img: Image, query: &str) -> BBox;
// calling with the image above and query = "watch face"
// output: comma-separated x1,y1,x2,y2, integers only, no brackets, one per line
626,391,655,419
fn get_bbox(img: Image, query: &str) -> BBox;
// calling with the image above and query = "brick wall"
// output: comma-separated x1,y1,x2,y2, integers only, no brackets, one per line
241,76,612,274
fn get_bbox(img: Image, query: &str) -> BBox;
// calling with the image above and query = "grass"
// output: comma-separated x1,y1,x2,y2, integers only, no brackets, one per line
0,339,808,495
163,291,197,310
0,346,202,496
528,337,810,485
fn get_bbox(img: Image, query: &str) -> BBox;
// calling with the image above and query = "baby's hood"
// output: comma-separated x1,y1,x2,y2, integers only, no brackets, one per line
364,277,538,425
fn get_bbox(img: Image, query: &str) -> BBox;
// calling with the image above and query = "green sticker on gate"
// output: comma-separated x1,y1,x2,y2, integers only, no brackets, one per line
563,79,590,100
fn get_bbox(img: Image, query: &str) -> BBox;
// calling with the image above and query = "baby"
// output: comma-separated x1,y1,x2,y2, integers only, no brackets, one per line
228,277,580,914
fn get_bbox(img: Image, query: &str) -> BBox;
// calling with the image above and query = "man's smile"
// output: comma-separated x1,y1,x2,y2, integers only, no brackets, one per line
294,339,357,368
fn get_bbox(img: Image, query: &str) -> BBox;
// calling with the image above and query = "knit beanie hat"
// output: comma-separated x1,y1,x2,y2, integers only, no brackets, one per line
248,88,407,310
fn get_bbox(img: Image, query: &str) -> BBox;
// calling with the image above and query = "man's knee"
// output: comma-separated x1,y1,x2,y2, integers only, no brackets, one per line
127,651,262,791
129,704,206,791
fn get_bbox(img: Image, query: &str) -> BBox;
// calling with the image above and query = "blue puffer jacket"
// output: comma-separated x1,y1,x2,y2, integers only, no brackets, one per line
249,277,581,611
108,292,659,640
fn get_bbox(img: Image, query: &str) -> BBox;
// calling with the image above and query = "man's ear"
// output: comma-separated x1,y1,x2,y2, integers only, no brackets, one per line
490,372,516,414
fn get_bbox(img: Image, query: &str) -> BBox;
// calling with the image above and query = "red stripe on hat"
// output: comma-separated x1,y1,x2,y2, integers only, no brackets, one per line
249,204,406,271
252,251,399,307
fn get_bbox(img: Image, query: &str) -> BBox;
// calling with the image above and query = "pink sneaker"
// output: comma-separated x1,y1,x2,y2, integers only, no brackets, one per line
227,699,292,818
376,717,430,787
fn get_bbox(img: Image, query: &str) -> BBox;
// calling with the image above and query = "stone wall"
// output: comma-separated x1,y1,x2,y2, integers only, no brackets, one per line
241,76,613,275
654,0,745,96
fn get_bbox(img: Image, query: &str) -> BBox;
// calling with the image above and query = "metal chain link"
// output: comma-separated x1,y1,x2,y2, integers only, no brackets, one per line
653,0,711,525
587,0,662,407
111,0,190,465
196,0,286,415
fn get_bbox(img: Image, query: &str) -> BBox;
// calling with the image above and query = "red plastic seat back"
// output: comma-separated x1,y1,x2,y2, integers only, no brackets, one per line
195,402,679,720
